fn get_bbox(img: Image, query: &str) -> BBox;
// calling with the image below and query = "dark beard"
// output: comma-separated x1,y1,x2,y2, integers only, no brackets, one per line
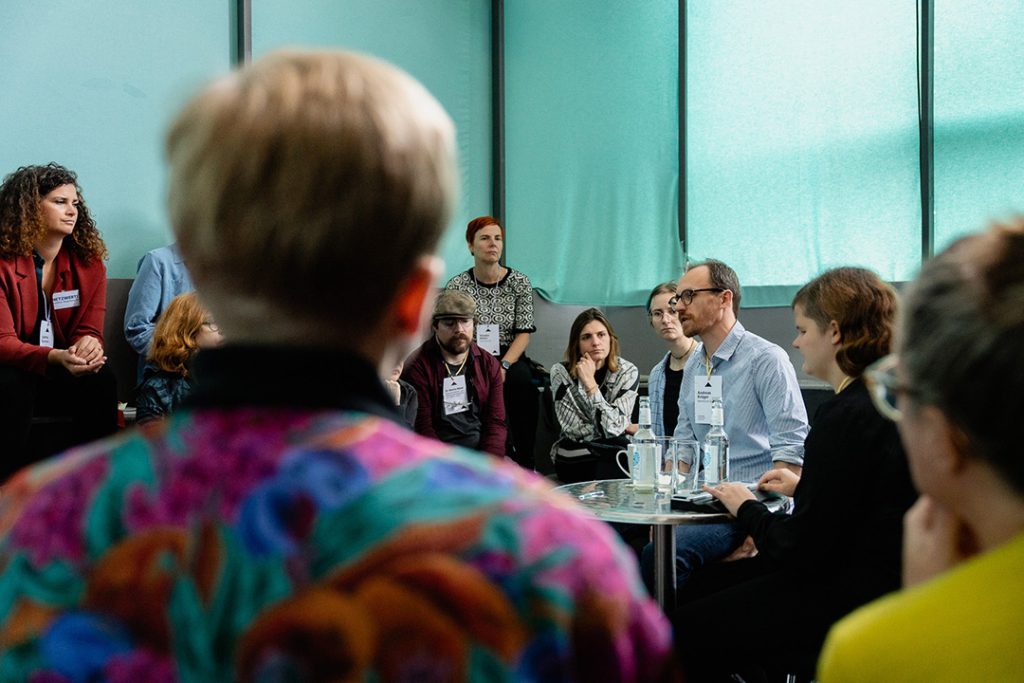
438,335,470,356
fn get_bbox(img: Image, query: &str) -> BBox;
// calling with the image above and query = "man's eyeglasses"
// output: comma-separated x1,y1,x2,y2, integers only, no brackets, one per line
864,354,917,422
437,317,473,330
668,288,725,309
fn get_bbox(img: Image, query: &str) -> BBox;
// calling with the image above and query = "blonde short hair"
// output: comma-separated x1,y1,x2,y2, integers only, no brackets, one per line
165,49,457,340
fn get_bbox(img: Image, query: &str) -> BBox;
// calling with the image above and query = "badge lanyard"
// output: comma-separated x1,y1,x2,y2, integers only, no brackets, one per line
34,254,55,348
443,356,470,415
473,271,502,355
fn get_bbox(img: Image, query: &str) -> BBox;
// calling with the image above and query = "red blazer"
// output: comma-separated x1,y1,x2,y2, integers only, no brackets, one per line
0,246,107,375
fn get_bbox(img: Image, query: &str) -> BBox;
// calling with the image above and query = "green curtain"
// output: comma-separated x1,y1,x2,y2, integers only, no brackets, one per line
934,0,1024,251
253,0,492,283
0,0,230,277
505,0,681,306
685,0,921,306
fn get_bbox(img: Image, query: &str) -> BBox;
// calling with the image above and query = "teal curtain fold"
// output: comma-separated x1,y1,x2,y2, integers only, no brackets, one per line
0,0,230,277
685,0,921,302
252,0,492,283
505,0,681,306
934,0,1024,251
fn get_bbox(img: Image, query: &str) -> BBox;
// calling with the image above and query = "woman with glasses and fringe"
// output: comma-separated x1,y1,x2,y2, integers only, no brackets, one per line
818,222,1024,682
674,267,917,682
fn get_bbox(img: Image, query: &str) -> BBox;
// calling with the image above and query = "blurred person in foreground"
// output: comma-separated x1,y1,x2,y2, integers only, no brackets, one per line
818,220,1024,682
0,50,675,681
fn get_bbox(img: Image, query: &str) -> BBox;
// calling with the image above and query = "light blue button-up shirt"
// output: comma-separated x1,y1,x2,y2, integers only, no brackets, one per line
673,320,808,482
123,244,194,381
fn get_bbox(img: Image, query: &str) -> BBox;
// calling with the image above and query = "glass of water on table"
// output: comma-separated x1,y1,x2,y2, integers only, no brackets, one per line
654,437,700,494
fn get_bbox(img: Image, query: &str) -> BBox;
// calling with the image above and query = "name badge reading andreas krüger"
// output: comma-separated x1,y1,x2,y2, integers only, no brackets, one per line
694,375,723,424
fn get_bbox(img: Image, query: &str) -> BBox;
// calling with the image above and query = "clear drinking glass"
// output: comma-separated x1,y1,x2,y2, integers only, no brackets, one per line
654,437,700,494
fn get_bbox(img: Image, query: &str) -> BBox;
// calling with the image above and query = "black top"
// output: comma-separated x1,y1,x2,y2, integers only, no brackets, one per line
436,358,482,448
185,344,400,424
396,378,418,430
735,378,917,596
662,365,683,436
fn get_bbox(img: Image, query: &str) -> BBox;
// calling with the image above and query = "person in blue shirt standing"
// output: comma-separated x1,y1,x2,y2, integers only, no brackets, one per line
642,258,809,590
123,243,193,381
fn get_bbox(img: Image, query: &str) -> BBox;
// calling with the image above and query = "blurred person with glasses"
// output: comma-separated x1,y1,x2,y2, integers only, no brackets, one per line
819,221,1024,682
402,289,507,457
674,267,916,681
641,259,809,591
646,281,698,437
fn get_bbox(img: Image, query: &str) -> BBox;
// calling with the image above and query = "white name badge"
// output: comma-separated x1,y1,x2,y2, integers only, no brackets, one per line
52,289,81,310
476,324,500,356
39,320,54,348
442,375,470,415
694,375,723,424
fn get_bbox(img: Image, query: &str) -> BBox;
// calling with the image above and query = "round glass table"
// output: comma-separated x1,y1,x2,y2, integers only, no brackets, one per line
555,479,786,610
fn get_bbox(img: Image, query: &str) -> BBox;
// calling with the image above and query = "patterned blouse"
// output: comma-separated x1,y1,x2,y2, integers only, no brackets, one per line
550,358,640,443
0,346,674,682
445,268,536,350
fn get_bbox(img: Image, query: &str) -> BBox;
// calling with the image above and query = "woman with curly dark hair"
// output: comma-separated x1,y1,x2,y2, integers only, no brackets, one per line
136,292,223,424
672,267,918,681
0,163,117,479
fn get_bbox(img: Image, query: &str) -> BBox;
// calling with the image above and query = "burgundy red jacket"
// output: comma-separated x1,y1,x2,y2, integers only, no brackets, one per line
0,246,107,375
402,337,507,457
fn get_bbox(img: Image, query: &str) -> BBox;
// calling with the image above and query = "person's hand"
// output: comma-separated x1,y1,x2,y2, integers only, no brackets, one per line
902,495,977,587
384,379,402,406
69,335,105,365
576,355,597,393
721,535,758,562
48,348,105,376
704,482,756,517
758,467,801,497
624,423,639,436
500,368,507,382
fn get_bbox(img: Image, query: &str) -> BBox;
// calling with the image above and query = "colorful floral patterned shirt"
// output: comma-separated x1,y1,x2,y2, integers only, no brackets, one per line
0,347,675,682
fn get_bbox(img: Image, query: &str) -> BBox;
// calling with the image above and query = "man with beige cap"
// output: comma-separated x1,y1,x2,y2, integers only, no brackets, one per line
403,289,507,457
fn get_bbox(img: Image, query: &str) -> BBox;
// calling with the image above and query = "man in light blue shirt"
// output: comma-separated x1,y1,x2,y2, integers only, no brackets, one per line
643,258,808,590
123,244,193,381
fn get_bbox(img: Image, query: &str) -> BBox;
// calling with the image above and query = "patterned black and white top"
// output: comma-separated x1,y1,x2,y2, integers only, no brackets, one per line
445,268,537,350
550,358,639,443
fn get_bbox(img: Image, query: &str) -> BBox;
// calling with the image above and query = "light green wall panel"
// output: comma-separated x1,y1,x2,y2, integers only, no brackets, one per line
252,0,492,283
505,0,680,306
0,0,232,277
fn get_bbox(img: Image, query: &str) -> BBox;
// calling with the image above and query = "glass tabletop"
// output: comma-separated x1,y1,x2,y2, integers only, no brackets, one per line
555,479,785,525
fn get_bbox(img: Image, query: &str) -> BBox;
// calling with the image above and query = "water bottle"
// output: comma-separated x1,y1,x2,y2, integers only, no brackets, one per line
632,397,658,490
702,398,730,485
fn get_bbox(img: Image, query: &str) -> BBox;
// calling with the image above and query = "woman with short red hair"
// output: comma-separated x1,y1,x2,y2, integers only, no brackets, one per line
445,215,539,469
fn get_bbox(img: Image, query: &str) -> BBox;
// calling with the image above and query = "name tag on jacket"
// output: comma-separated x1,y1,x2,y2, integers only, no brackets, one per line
52,289,81,310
